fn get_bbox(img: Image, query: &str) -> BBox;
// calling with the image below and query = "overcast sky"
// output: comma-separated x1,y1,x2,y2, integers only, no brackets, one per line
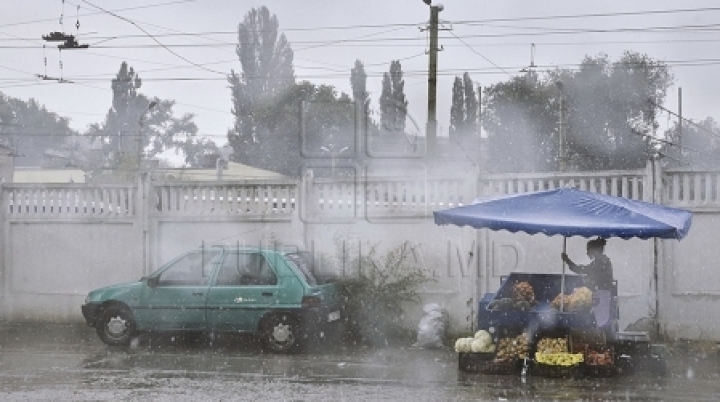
2,0,720,149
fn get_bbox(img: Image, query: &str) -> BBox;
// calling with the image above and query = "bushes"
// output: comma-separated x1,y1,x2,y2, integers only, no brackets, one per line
337,242,431,347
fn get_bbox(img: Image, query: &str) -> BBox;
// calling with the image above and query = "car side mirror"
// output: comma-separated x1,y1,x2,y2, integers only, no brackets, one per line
146,276,159,288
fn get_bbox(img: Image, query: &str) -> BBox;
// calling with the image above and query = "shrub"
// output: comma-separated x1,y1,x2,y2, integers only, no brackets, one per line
338,242,431,347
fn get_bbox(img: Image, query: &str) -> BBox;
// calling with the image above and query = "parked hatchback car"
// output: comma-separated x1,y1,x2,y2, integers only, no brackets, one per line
81,246,342,353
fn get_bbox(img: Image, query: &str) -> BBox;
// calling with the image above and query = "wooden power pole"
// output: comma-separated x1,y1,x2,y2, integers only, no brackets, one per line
425,4,442,157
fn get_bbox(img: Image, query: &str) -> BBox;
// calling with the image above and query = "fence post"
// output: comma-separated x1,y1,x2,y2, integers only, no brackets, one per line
137,174,150,276
0,182,5,319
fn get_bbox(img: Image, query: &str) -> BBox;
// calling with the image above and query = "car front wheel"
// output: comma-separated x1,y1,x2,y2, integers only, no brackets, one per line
261,314,300,353
96,305,136,347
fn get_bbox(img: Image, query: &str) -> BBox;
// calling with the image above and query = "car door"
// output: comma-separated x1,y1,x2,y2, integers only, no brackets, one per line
206,251,281,332
136,250,221,331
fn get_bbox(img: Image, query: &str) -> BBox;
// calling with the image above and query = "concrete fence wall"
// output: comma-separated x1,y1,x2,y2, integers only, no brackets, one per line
1,164,719,340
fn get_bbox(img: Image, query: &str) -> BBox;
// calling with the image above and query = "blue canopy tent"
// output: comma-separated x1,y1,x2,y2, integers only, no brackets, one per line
433,188,691,240
433,188,693,311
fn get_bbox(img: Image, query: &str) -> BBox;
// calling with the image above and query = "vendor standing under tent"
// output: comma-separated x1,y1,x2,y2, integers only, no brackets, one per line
561,237,614,292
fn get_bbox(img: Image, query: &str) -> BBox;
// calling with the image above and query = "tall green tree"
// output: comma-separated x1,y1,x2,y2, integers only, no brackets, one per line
379,71,393,133
463,73,479,137
449,76,464,139
663,117,720,169
379,60,408,134
0,93,76,167
86,62,209,180
483,75,558,173
449,73,479,140
227,6,295,153
350,59,368,104
563,52,672,170
235,81,354,176
482,51,673,172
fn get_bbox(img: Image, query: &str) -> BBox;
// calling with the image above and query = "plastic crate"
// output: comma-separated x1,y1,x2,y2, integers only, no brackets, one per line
531,362,582,378
477,359,519,375
458,352,495,372
584,345,614,367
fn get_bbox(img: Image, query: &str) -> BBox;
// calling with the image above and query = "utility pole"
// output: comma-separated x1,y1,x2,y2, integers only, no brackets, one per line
422,1,444,157
557,81,567,171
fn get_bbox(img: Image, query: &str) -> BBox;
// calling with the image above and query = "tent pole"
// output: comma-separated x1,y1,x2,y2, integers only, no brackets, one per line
560,236,567,312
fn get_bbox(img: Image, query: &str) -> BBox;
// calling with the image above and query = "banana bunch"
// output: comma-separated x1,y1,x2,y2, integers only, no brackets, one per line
535,352,584,366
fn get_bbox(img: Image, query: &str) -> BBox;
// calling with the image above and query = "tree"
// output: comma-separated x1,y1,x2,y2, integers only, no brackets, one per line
379,60,408,135
85,62,209,181
350,59,368,104
482,51,673,172
449,77,464,139
232,80,354,177
483,75,558,173
0,93,76,167
227,6,295,157
563,52,673,170
463,73,479,138
449,73,479,140
379,71,393,133
663,117,720,169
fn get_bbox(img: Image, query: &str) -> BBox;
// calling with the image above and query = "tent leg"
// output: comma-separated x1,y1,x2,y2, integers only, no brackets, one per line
561,237,567,312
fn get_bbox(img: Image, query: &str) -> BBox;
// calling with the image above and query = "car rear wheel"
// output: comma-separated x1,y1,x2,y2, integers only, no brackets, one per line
96,305,136,347
261,314,300,353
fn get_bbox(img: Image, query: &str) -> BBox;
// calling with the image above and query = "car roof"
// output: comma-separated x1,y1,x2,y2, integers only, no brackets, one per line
193,244,306,255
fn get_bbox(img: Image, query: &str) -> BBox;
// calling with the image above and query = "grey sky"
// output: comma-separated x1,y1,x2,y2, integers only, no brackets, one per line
1,0,719,154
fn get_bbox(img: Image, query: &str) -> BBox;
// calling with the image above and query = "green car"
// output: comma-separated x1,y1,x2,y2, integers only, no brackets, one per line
81,246,343,353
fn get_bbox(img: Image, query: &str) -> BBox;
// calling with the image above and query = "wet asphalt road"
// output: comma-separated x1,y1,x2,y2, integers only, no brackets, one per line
1,323,720,401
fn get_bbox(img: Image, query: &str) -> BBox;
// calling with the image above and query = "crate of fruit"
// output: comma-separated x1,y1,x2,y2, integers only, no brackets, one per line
532,352,584,378
583,345,617,377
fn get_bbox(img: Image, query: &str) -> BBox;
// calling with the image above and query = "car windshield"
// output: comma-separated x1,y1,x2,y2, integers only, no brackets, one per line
285,252,318,286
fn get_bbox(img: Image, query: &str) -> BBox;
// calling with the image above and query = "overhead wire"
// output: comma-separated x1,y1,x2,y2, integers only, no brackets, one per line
649,99,720,141
81,0,227,76
0,0,197,30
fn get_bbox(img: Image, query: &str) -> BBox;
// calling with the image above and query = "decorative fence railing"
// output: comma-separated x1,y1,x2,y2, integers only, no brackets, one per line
478,169,650,201
663,170,720,208
4,166,720,220
3,184,136,217
152,180,298,215
304,176,473,219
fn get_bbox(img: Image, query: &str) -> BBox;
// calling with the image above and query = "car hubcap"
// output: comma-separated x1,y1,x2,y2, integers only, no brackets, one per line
107,316,127,337
272,323,291,343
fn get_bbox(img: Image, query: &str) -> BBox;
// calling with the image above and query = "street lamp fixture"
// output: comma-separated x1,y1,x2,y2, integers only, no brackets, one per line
320,145,349,177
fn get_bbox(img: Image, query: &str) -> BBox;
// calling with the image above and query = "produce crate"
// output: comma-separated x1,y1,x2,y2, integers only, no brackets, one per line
458,352,495,372
531,362,582,378
583,345,617,377
477,359,519,375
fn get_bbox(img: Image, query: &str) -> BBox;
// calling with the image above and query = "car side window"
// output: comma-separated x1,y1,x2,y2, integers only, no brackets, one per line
157,250,220,286
216,253,277,286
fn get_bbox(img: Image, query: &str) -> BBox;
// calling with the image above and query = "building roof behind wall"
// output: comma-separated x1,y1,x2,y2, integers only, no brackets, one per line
155,161,286,181
13,167,86,183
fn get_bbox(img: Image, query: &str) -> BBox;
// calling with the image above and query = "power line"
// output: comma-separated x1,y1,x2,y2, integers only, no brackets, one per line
649,99,720,141
629,128,720,164
450,6,720,26
81,0,226,76
0,0,197,30
445,28,513,78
